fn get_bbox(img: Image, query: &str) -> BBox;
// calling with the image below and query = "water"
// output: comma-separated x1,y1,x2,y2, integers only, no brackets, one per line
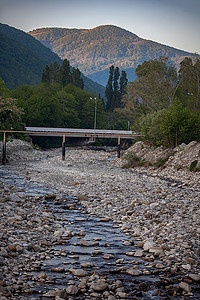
0,166,199,299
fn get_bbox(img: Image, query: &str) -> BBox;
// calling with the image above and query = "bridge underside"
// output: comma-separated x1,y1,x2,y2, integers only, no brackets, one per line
1,127,143,164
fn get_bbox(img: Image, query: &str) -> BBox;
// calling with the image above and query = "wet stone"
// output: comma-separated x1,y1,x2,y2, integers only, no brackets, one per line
65,285,79,295
70,268,88,277
179,281,191,292
1,144,200,299
189,274,200,281
90,279,108,291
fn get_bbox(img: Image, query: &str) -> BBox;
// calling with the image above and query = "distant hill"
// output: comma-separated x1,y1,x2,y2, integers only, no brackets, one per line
0,23,105,96
29,25,194,86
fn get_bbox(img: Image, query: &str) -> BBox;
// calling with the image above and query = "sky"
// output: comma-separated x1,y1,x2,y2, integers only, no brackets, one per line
0,0,200,54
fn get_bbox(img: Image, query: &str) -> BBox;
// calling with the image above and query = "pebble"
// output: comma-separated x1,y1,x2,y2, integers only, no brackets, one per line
1,140,200,299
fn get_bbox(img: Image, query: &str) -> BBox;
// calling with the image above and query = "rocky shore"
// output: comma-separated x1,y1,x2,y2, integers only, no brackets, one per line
0,139,200,299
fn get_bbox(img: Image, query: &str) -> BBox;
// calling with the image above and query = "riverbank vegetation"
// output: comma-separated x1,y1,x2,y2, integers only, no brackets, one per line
0,56,200,148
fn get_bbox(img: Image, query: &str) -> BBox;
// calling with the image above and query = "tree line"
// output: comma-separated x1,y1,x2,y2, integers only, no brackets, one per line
115,56,200,147
0,55,200,149
41,59,84,89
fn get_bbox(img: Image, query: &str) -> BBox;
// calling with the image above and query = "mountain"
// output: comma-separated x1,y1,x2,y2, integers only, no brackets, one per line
0,23,105,96
29,25,194,86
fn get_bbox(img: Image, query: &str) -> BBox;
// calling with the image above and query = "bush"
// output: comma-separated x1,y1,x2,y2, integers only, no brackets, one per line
122,151,141,168
190,160,199,172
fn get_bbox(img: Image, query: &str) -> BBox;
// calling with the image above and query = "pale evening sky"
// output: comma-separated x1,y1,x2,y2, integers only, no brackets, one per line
0,0,199,54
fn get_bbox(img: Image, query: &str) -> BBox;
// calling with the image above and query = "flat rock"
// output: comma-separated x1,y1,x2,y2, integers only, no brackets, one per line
90,280,108,291
134,250,144,257
103,253,115,259
80,240,94,247
179,281,191,292
70,268,88,277
189,274,200,281
127,268,141,276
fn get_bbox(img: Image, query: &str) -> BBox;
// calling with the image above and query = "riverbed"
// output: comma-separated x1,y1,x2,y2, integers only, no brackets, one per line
0,146,200,299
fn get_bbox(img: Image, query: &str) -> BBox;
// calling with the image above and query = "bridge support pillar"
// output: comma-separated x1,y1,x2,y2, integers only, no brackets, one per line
2,132,6,165
62,135,66,161
117,136,121,158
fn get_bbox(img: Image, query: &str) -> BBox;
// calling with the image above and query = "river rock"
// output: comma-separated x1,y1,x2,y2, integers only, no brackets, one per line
90,279,108,291
134,250,144,257
189,274,200,281
65,285,79,295
43,289,58,297
70,268,88,277
143,239,155,251
178,281,191,292
103,253,115,259
127,268,141,276
80,240,94,247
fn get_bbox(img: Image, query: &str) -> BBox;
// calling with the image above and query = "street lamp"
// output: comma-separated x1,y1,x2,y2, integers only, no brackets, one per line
90,97,97,142
90,97,97,130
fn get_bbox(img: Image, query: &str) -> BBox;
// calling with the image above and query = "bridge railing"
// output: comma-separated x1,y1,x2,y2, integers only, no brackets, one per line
0,127,143,164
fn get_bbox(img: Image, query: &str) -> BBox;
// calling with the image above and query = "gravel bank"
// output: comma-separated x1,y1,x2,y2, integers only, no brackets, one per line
0,140,200,298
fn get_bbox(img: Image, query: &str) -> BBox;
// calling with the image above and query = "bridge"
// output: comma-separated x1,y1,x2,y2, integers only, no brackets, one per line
1,127,143,164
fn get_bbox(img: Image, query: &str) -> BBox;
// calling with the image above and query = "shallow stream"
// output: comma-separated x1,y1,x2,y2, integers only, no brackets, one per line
0,167,199,299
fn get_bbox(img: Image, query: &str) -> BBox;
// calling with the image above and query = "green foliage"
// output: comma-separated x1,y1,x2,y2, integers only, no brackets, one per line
134,101,200,148
126,57,179,114
12,82,105,134
0,96,24,131
135,109,167,145
41,60,84,89
177,57,200,112
0,23,105,97
117,56,200,148
0,24,62,90
0,78,10,98
105,66,128,112
155,155,172,168
189,160,199,172
122,151,141,168
160,101,199,147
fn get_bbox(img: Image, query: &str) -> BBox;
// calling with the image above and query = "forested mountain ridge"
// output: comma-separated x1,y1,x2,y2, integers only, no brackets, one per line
29,25,194,86
0,23,62,89
0,23,105,96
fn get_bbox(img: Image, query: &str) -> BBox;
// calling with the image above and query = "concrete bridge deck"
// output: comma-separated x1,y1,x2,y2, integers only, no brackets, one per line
1,127,143,164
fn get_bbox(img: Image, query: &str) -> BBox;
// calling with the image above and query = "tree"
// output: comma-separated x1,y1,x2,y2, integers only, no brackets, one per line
105,66,128,112
160,101,199,147
178,57,200,111
58,59,71,87
56,89,80,128
0,78,10,98
0,96,24,131
113,66,120,108
41,61,84,89
126,57,179,113
71,67,84,89
119,70,128,107
105,65,114,112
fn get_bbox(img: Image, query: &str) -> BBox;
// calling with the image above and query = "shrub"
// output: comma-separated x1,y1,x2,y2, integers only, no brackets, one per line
155,153,173,168
190,160,199,172
122,151,141,168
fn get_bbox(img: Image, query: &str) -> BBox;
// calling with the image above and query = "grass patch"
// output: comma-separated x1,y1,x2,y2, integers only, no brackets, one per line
190,160,199,172
155,155,170,168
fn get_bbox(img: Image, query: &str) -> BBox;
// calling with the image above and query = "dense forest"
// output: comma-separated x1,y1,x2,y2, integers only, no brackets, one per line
29,25,194,86
0,23,105,96
0,54,200,149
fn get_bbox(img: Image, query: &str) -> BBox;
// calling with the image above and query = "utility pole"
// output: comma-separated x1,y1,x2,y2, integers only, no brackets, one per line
90,97,97,141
